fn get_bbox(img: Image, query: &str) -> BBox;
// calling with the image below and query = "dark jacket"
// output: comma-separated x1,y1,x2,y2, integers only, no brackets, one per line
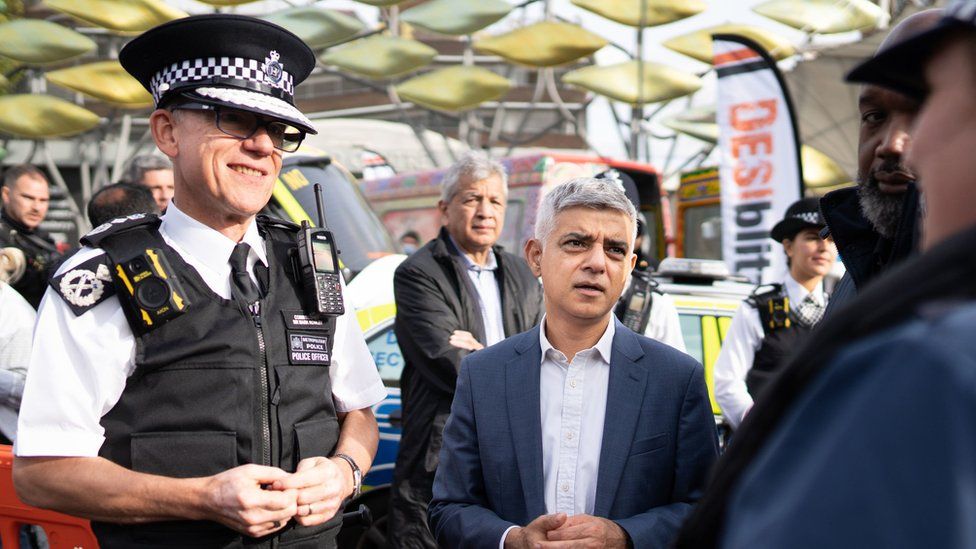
819,184,920,314
0,209,60,308
389,227,543,547
675,221,976,548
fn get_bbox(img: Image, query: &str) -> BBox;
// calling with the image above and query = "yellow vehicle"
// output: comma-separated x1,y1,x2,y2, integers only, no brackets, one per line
676,166,722,260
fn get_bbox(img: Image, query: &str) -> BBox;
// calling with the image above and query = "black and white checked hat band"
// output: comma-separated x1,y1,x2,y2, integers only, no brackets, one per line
149,54,295,105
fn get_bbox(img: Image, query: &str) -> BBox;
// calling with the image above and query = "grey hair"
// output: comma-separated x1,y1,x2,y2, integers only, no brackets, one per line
440,150,508,203
534,177,637,242
123,154,172,185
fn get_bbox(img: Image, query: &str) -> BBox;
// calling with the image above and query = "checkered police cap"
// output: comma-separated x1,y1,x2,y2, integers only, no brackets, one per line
120,14,318,134
847,0,976,101
770,197,826,242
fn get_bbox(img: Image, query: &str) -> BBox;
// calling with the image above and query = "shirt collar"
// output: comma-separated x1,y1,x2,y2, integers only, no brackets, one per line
159,201,268,272
539,315,615,365
784,274,825,306
448,233,497,271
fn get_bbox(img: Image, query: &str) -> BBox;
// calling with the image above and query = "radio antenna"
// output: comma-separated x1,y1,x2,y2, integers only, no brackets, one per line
313,183,327,228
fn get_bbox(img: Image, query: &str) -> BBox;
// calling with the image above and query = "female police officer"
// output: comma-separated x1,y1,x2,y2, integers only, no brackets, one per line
713,198,837,428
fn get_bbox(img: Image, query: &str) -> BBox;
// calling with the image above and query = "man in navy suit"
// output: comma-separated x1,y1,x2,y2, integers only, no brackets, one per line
429,177,719,548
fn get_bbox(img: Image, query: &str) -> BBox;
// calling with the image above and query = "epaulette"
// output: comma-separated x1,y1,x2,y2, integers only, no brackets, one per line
49,254,116,316
256,214,300,233
80,213,161,248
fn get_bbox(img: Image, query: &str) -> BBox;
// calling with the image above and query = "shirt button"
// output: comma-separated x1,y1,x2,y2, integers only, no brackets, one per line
565,431,574,441
561,483,569,493
570,379,577,388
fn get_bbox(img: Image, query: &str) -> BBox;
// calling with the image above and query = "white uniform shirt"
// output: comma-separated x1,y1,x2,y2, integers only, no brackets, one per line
643,293,686,352
500,316,614,547
713,276,826,428
450,236,505,347
0,282,35,441
15,203,386,457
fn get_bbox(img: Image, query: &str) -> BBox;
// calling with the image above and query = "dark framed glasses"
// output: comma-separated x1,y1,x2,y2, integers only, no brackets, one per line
173,103,306,152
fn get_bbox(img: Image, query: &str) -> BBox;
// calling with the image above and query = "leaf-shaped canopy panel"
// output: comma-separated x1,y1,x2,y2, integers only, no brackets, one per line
44,0,186,34
46,61,153,108
663,119,718,143
0,95,100,138
263,7,365,49
802,145,850,188
563,61,702,105
191,0,260,5
0,20,96,64
396,66,511,112
570,0,705,27
321,36,436,80
401,0,511,36
663,24,795,64
753,0,884,34
353,0,409,6
474,21,608,67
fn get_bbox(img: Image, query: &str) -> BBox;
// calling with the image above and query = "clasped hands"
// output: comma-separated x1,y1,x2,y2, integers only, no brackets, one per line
205,456,353,538
505,513,630,549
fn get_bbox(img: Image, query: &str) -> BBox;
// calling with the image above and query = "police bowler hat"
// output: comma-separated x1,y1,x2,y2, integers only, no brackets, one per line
770,198,825,242
846,0,976,101
119,14,318,134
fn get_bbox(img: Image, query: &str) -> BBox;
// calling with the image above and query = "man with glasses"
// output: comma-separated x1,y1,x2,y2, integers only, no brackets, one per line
12,15,385,548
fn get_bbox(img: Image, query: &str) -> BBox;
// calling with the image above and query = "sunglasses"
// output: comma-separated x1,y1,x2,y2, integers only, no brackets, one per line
173,103,306,153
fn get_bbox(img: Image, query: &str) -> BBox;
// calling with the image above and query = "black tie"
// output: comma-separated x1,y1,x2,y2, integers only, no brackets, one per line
229,242,260,304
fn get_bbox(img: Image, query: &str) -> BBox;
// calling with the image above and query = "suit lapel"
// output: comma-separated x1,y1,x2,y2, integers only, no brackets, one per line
506,327,547,519
594,322,647,517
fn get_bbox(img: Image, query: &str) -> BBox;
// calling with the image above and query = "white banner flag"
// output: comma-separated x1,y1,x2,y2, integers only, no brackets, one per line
713,34,803,283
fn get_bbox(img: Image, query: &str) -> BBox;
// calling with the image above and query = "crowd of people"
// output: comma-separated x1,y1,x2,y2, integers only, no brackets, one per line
0,3,974,548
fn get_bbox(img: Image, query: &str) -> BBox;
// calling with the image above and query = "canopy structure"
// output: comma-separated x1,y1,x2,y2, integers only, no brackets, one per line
570,0,706,27
400,0,511,36
474,21,608,67
263,7,365,50
44,0,186,34
321,35,437,80
395,66,511,112
663,24,796,63
753,0,886,34
0,95,100,139
45,61,153,108
563,61,702,106
0,20,95,64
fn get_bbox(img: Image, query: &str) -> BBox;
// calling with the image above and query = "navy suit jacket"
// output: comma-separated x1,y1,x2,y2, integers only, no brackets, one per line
429,320,719,548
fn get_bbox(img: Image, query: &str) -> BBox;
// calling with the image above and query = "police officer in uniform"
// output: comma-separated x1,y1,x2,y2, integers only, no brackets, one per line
12,15,386,548
713,198,837,428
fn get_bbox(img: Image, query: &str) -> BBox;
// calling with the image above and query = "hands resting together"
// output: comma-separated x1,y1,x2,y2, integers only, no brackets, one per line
204,456,353,538
505,513,630,549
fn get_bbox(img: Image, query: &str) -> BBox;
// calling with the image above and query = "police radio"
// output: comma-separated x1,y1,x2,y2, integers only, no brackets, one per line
614,266,656,333
297,183,344,317
114,248,190,330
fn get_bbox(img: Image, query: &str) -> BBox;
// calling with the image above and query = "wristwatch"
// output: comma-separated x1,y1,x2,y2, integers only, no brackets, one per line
334,453,362,499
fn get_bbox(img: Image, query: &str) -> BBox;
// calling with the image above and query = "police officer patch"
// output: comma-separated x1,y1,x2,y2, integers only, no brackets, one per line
287,332,330,365
50,255,116,316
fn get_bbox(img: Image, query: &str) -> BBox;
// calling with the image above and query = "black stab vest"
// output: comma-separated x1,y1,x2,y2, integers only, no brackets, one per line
89,217,340,548
745,285,811,399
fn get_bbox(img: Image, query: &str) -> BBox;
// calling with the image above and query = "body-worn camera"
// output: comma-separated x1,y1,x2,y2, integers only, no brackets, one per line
764,296,791,330
114,248,189,330
297,222,344,317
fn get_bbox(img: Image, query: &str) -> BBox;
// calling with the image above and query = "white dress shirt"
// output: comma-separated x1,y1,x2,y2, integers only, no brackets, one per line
16,202,386,457
713,276,826,428
500,316,615,547
0,282,35,441
450,236,505,346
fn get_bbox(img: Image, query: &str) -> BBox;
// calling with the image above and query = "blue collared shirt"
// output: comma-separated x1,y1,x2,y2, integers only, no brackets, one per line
449,236,505,347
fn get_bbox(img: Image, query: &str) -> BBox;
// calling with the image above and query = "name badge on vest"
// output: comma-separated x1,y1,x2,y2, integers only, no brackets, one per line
282,310,332,365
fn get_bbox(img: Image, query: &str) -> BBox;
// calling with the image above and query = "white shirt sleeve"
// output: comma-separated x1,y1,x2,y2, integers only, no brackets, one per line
499,525,518,549
329,279,387,413
16,248,136,457
644,293,686,352
712,301,764,428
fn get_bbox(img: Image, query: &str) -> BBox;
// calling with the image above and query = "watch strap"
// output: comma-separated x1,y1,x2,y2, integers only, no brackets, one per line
334,452,362,498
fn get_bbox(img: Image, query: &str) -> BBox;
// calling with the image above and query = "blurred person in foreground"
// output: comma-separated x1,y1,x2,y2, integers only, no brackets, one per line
122,154,175,212
86,182,159,228
12,15,384,548
713,198,836,429
0,247,35,445
0,165,61,308
676,4,976,547
389,150,544,548
819,9,943,314
429,177,718,548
